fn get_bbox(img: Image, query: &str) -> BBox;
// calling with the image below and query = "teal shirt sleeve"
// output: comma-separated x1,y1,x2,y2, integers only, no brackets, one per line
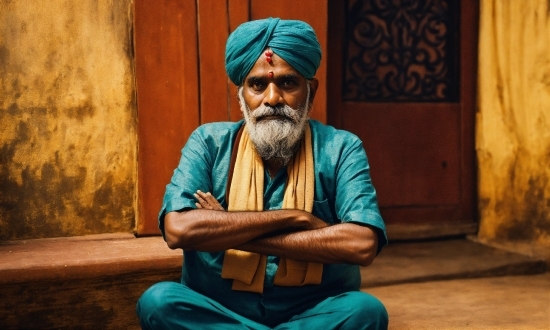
336,137,388,252
158,122,240,237
310,120,388,252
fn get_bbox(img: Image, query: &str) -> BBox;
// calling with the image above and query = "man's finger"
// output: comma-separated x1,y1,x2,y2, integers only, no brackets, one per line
194,193,209,207
195,190,225,211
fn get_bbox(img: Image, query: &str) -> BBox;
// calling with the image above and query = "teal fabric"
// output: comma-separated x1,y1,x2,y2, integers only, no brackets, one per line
137,282,388,329
225,18,322,85
156,120,387,326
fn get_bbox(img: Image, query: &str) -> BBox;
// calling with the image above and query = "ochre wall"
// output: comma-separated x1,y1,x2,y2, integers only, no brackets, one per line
477,0,550,247
0,0,136,240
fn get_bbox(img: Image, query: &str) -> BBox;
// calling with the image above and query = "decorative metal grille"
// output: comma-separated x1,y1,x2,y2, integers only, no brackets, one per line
344,0,459,102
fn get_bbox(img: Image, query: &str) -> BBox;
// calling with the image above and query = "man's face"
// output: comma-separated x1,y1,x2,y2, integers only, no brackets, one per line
241,50,315,112
239,50,318,165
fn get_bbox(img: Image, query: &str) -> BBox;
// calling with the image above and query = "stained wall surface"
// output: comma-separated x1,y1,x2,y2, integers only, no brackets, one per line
0,1,136,240
477,0,550,246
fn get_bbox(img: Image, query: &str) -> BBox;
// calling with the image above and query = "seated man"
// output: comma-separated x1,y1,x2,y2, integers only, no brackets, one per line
137,17,388,330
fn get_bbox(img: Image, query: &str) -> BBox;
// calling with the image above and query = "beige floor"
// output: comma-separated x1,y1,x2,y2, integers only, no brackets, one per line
364,273,550,330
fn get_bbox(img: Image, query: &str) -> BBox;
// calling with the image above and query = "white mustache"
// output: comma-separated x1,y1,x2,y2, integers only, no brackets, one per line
250,105,298,123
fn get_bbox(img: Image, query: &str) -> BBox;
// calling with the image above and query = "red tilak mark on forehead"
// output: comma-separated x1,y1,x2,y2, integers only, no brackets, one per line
268,71,274,78
265,51,273,63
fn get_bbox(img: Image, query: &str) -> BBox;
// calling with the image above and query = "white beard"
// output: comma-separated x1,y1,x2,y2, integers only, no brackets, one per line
238,85,311,166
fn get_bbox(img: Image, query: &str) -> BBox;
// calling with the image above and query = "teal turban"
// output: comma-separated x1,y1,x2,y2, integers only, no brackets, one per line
225,18,322,86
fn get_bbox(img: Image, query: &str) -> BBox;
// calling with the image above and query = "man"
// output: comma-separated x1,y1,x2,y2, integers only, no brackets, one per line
137,18,388,329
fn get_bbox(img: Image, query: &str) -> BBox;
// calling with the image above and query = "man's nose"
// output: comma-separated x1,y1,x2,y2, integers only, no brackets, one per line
264,83,284,107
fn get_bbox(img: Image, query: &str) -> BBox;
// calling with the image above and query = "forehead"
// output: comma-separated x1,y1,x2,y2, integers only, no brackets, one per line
246,51,303,79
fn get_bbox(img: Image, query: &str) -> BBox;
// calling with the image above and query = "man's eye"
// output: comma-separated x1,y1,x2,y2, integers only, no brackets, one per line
282,80,296,88
250,81,265,90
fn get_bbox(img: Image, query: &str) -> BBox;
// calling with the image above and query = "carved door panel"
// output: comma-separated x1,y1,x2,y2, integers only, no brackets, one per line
327,0,478,238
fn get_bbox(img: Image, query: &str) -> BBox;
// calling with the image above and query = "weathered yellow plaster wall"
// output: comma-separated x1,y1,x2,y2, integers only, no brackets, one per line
0,0,136,240
477,0,550,247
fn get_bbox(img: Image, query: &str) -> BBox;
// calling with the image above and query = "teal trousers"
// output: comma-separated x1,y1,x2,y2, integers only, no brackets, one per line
137,282,388,330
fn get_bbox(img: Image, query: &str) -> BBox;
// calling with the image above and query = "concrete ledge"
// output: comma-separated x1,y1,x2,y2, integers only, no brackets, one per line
0,233,182,329
361,238,547,288
0,233,182,284
386,222,478,240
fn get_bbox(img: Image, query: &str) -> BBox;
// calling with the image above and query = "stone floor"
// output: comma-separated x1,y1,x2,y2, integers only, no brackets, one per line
365,273,550,329
361,238,550,329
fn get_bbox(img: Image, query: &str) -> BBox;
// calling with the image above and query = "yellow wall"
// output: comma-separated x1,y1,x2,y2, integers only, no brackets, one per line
2,0,548,244
0,1,136,240
477,0,550,247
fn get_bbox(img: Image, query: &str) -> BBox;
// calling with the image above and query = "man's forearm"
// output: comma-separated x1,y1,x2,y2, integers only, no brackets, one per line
164,209,326,251
236,223,379,267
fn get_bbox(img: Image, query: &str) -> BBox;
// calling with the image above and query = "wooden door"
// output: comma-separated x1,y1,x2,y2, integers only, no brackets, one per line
327,0,479,239
134,0,331,236
134,0,200,236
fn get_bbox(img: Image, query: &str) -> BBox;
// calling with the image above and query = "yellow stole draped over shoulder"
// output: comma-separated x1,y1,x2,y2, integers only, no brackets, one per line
220,124,323,293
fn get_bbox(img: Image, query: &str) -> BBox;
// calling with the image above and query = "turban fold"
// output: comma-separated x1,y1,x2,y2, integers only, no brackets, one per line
225,18,322,86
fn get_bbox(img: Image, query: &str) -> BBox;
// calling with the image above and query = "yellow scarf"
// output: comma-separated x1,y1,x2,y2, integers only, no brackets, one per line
220,124,323,293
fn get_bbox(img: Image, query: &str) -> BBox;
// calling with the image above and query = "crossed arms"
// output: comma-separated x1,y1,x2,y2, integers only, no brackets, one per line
164,191,379,267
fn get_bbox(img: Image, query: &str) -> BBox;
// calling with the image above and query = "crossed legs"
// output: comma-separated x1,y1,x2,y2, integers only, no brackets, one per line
137,282,388,330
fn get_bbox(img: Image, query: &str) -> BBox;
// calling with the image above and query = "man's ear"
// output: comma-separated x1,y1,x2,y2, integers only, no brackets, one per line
308,78,319,103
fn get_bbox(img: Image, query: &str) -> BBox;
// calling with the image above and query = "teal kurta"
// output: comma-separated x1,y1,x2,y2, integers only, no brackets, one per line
156,119,387,326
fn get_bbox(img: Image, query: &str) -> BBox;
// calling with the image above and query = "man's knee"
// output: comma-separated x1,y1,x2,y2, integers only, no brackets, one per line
340,292,388,329
137,282,181,323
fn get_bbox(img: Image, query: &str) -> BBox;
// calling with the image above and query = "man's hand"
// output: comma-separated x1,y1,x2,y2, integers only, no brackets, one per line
194,190,225,211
